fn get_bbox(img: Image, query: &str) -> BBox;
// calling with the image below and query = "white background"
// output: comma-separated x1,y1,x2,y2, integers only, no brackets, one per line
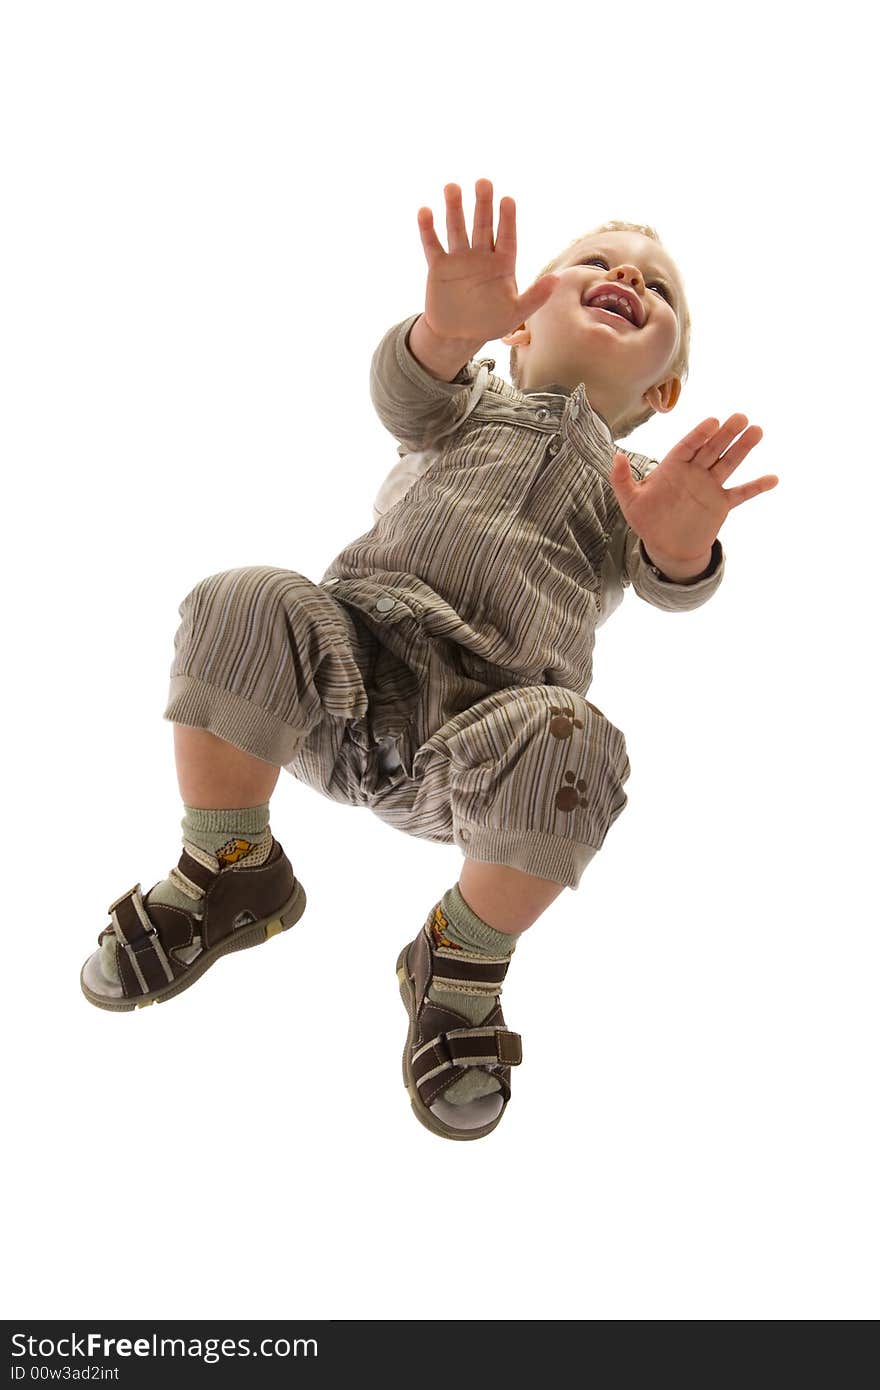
3,0,876,1321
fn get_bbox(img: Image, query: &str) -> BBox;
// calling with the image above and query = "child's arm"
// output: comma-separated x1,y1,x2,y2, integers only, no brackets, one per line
620,525,726,611
369,312,494,455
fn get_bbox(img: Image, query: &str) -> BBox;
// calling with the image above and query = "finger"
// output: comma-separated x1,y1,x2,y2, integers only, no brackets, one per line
723,474,779,508
609,450,637,503
693,413,750,468
515,273,560,323
494,195,516,264
674,417,721,461
444,183,470,256
471,178,495,253
709,425,764,484
417,206,446,265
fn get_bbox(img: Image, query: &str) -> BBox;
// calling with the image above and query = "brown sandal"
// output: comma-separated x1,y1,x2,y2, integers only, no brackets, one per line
80,837,306,1011
396,905,522,1141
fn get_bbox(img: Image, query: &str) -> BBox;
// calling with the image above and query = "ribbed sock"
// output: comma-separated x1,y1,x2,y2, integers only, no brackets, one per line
98,803,273,984
427,882,520,1106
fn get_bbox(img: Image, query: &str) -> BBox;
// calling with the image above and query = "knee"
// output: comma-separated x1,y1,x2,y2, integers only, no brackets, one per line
537,695,631,838
178,565,308,621
542,692,630,785
545,691,625,742
446,687,629,785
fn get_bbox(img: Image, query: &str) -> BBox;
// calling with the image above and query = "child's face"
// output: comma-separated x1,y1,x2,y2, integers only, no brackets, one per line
502,230,684,433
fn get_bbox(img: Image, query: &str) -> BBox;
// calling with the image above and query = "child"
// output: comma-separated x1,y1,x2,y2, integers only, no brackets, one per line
80,179,777,1143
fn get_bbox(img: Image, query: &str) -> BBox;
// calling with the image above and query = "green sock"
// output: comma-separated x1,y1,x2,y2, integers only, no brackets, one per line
146,803,274,910
427,882,519,1106
99,804,273,984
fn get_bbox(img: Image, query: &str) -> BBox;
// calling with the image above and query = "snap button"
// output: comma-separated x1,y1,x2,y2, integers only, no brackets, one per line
535,407,550,421
374,596,395,613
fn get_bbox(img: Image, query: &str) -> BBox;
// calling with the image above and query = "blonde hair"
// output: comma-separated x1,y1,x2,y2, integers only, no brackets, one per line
509,220,691,441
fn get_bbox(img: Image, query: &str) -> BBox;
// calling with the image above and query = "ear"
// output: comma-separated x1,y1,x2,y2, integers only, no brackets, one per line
501,323,531,348
643,374,681,415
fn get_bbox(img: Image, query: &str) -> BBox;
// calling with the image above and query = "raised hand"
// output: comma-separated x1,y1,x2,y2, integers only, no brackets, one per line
608,415,778,568
417,179,560,346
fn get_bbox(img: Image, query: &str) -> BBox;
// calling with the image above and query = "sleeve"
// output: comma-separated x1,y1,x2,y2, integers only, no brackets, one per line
369,311,494,453
622,529,725,611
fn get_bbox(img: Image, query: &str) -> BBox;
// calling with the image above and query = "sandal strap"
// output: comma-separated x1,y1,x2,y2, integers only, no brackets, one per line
411,1026,522,1095
176,847,221,894
429,949,510,996
106,883,176,995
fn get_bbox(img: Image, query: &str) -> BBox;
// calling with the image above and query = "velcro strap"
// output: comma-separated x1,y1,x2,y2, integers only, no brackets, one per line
446,1026,522,1067
108,885,176,994
430,950,510,996
412,1027,522,1092
168,865,206,901
177,848,220,894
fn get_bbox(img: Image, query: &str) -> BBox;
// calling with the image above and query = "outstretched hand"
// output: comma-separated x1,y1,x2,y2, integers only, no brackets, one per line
417,178,560,346
608,415,778,566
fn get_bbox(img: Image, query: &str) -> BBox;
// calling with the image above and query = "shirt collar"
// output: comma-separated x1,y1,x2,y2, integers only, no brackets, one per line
522,384,616,445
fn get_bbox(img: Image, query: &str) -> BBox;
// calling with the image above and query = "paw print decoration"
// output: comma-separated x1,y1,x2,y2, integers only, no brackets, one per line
555,770,590,813
547,704,585,740
545,703,597,816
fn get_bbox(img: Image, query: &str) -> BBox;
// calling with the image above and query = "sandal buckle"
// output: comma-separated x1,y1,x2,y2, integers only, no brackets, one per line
107,882,142,916
107,884,159,954
125,922,159,953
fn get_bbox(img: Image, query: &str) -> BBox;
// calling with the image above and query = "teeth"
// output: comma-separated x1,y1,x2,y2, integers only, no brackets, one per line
587,292,636,322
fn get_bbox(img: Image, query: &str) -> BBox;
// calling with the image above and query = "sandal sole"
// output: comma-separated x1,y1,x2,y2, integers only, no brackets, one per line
395,946,509,1142
80,878,307,1012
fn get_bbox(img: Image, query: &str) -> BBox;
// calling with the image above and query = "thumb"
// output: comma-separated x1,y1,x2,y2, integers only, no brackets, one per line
514,273,560,324
609,450,635,502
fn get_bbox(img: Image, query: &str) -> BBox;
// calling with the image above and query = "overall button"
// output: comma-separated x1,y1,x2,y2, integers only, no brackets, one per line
374,596,395,613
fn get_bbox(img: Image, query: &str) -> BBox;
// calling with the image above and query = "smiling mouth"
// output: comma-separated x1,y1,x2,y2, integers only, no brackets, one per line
584,304,637,327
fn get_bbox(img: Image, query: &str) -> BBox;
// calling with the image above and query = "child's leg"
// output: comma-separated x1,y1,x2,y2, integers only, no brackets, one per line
82,565,376,1010
457,859,564,934
81,722,297,1005
395,687,630,1134
417,861,564,1115
130,724,282,914
174,725,280,808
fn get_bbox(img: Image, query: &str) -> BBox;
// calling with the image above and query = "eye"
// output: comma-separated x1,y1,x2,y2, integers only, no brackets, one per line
649,281,673,305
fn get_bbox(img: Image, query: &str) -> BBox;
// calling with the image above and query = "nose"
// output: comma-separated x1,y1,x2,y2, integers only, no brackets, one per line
607,263,644,290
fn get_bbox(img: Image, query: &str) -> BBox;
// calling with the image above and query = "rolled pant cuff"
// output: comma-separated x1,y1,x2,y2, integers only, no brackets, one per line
454,825,598,890
163,675,305,767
